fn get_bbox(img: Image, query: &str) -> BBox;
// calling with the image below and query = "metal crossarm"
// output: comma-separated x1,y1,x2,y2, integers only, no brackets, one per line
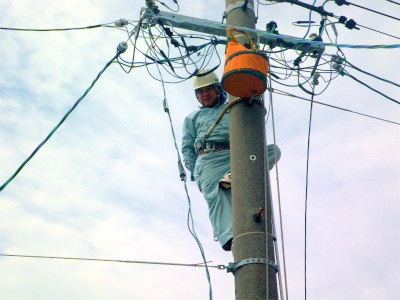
140,7,325,53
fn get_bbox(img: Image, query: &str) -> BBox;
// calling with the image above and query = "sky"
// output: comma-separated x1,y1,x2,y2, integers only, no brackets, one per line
0,1,399,300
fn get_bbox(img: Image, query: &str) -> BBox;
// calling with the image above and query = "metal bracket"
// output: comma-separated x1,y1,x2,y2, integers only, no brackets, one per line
140,7,325,54
223,1,255,19
224,258,279,274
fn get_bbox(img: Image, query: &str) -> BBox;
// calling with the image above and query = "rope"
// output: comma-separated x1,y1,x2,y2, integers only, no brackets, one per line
204,95,264,139
268,70,289,300
204,97,244,139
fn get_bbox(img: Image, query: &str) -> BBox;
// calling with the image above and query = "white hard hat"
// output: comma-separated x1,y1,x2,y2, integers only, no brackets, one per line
193,68,220,90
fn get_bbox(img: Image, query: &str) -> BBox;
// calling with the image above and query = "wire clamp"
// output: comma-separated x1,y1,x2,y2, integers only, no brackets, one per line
225,258,279,274
223,1,255,20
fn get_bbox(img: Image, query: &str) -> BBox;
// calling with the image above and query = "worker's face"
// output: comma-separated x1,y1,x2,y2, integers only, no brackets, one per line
196,85,219,107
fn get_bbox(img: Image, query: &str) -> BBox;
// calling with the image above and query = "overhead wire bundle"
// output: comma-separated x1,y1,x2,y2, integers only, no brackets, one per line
1,2,399,300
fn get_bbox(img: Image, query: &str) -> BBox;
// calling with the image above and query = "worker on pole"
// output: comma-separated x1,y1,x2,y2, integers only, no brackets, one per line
181,69,281,251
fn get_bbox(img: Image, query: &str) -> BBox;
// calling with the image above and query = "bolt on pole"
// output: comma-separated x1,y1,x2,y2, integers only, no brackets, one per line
225,0,279,299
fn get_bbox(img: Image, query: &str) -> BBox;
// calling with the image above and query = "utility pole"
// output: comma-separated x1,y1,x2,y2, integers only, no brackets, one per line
225,0,279,299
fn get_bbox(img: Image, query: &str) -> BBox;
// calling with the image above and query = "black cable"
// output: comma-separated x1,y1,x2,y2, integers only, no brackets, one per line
298,54,322,95
386,0,400,5
336,1,400,22
355,23,400,40
344,72,400,105
279,0,335,17
330,13,400,40
345,61,400,87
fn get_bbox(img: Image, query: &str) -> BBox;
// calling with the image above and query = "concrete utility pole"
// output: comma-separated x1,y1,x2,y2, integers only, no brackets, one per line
225,0,279,299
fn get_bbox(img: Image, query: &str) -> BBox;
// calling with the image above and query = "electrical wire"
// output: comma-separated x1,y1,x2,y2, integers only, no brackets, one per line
267,70,289,300
344,71,400,105
302,0,317,39
0,49,123,192
0,23,115,31
0,253,222,269
269,88,400,126
304,85,316,300
139,22,222,84
154,15,400,49
329,15,400,40
355,23,400,41
386,0,400,5
340,1,400,22
155,59,213,300
345,61,400,87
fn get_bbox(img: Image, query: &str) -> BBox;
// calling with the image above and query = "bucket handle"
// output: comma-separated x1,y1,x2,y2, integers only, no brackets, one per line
227,28,256,50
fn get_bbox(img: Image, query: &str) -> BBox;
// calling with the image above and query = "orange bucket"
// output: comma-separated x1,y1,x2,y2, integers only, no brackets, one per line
222,28,269,98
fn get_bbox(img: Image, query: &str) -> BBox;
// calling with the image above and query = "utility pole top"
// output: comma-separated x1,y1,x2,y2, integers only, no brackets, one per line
140,7,325,54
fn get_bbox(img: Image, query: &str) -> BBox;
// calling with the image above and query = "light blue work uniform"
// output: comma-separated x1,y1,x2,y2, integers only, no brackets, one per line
182,101,281,249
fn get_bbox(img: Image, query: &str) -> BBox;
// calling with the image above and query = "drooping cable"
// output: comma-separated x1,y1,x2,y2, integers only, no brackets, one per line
154,60,213,300
302,0,317,39
304,85,316,300
0,48,124,192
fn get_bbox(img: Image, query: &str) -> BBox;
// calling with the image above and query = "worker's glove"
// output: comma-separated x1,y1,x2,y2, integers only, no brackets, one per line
194,137,205,154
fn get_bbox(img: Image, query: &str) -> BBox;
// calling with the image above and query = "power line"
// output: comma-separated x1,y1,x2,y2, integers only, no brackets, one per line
356,23,400,41
345,61,400,87
0,47,124,192
0,253,223,269
344,71,400,105
269,88,400,126
386,0,400,5
155,57,214,300
0,23,114,31
335,1,400,22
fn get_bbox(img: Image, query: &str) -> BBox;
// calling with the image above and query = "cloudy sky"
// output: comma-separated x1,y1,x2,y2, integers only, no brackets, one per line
1,1,399,299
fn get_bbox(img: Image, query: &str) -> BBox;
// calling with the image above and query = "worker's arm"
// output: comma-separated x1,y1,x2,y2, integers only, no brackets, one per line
182,115,197,170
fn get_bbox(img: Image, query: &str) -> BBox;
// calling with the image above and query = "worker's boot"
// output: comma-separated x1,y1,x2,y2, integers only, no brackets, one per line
219,172,231,190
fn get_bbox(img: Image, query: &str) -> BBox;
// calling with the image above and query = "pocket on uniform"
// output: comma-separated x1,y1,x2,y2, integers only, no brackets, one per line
201,177,219,208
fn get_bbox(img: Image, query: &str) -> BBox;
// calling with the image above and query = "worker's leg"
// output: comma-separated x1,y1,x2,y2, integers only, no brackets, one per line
194,151,232,250
267,144,281,170
209,187,232,250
